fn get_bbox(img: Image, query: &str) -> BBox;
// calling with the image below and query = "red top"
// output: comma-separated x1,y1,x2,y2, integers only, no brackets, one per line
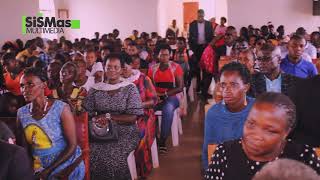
215,39,225,47
44,87,52,97
148,62,183,93
4,71,23,96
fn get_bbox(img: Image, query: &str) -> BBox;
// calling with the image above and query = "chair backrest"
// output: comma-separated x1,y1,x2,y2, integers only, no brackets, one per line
315,147,320,157
73,112,90,180
208,144,217,163
315,59,320,74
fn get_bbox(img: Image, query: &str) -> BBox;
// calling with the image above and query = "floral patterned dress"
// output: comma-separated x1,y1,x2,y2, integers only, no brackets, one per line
52,86,87,115
133,73,158,178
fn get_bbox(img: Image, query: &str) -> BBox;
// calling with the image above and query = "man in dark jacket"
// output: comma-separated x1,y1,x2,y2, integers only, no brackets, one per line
250,43,299,98
0,140,34,180
188,9,213,93
289,75,320,147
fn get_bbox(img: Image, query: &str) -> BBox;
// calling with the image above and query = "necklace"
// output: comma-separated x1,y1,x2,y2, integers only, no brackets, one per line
30,98,49,116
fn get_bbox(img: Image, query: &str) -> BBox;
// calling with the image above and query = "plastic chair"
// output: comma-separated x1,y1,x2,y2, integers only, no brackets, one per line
128,150,138,180
155,108,181,147
151,138,159,168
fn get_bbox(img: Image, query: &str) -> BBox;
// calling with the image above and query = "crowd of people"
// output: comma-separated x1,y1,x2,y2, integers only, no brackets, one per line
0,8,320,180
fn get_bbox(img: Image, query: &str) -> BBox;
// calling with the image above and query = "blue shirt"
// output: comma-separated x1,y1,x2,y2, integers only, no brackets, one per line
202,97,255,169
280,56,318,78
265,74,282,93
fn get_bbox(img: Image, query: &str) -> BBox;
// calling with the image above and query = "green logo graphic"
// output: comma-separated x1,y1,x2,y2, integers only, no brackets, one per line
22,12,80,34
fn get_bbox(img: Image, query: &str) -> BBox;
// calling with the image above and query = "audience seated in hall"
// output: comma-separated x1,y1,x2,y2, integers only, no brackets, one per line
1,19,320,180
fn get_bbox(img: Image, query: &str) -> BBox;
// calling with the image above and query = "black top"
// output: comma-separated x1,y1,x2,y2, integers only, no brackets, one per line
289,75,320,146
205,139,320,180
0,141,34,180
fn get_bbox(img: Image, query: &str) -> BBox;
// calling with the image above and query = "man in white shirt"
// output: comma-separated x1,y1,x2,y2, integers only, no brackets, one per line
188,9,214,92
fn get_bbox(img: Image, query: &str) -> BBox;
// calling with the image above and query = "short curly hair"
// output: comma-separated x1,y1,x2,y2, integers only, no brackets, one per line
219,62,251,84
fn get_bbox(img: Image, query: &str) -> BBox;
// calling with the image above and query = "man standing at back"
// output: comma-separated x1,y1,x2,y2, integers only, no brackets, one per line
188,9,214,93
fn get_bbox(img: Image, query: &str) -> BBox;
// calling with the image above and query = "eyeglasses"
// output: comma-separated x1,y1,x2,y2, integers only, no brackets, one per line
256,55,279,62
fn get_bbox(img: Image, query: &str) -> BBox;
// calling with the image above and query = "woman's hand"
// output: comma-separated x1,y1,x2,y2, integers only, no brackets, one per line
36,168,51,180
53,170,68,180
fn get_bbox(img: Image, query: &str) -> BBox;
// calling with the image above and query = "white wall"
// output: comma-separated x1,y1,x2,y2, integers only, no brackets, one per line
58,0,158,41
215,0,228,24
157,0,217,37
227,0,320,34
0,0,39,47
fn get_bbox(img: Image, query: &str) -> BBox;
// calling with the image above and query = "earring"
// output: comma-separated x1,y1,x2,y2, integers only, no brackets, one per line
244,96,248,106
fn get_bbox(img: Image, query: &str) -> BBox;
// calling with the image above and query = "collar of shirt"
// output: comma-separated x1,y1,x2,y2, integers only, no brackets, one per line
305,42,310,49
197,22,206,45
264,74,282,93
283,55,305,67
226,46,233,56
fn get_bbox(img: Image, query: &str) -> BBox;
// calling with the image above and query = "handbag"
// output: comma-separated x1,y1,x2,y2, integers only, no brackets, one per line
89,112,119,142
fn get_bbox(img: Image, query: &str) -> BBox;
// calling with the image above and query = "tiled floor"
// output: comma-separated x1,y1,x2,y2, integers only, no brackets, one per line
148,99,205,180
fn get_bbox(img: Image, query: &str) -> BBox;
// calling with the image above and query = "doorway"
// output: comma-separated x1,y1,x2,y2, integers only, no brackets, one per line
183,2,199,35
